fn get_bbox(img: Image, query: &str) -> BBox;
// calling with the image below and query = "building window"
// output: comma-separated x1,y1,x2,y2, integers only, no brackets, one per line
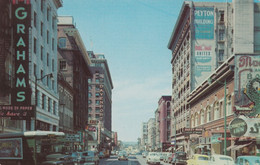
41,46,43,60
47,7,50,21
214,102,220,120
53,101,56,115
42,94,45,110
58,37,66,48
206,106,211,122
47,53,49,66
41,0,44,11
34,64,37,76
52,59,54,72
88,100,92,104
195,113,198,126
34,38,37,54
219,29,225,41
48,98,51,112
47,30,49,44
96,100,100,105
220,11,224,22
52,38,54,51
41,22,43,36
52,80,54,90
34,11,37,27
59,60,66,70
95,93,100,97
88,107,92,112
95,79,100,83
52,16,55,29
88,92,92,98
200,110,204,125
47,76,49,87
219,50,224,62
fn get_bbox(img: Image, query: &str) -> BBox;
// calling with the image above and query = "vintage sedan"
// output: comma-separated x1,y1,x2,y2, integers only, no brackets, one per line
235,156,260,165
186,154,209,165
209,154,235,165
146,152,160,165
118,152,128,161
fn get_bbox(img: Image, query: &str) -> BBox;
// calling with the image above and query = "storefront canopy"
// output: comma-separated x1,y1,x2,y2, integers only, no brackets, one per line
227,142,252,151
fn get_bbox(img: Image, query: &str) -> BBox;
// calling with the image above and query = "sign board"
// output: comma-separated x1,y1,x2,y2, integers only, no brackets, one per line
211,134,222,144
184,128,203,135
194,7,214,40
0,105,34,119
234,55,260,116
229,116,260,137
0,138,23,159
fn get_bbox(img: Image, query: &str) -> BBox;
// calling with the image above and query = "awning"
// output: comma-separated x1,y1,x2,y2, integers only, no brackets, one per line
227,142,252,151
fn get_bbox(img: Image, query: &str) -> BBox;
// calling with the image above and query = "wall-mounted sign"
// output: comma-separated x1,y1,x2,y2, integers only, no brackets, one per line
0,105,34,119
229,117,247,137
184,128,203,135
234,55,260,117
0,138,23,159
8,3,33,120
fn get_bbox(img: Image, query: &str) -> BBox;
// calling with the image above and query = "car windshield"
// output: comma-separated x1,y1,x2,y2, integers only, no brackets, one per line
198,156,209,160
219,157,233,161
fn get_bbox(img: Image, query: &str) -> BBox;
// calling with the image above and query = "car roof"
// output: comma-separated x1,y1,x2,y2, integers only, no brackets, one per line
211,154,233,158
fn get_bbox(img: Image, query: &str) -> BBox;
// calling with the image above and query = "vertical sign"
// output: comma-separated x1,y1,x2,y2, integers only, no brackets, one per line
234,55,260,116
99,84,104,120
12,3,31,106
194,7,214,39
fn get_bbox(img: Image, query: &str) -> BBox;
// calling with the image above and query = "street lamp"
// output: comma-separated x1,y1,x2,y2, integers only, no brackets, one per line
208,78,227,155
34,73,53,131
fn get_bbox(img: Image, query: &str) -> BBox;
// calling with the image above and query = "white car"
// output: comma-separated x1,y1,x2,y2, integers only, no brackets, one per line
209,154,235,165
146,152,160,165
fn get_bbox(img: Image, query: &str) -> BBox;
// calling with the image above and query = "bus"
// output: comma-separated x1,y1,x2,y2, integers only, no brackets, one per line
0,131,66,165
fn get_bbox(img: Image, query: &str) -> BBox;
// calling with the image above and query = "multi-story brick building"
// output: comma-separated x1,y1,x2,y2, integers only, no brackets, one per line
57,16,92,149
88,51,113,151
157,96,171,150
168,0,260,157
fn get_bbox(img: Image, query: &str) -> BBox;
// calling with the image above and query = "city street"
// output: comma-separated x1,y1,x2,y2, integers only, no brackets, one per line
100,155,169,165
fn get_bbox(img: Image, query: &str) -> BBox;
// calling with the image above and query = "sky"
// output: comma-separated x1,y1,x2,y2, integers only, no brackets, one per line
58,0,226,142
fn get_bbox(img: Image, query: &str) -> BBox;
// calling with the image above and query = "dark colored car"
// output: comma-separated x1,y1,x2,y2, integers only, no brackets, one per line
171,152,187,165
40,153,75,165
118,152,128,161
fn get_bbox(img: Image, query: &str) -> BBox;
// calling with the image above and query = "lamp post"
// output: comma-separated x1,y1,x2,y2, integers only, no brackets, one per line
34,73,53,131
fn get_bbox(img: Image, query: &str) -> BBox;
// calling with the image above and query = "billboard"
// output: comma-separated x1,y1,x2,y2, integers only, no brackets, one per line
194,42,215,87
0,138,23,159
234,55,260,117
194,7,214,40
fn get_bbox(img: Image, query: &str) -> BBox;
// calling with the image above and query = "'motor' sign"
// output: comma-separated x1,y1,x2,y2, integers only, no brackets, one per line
11,4,31,106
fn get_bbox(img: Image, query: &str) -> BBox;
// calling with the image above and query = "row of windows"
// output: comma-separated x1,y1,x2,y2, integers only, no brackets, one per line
36,91,57,115
190,95,232,128
88,100,103,105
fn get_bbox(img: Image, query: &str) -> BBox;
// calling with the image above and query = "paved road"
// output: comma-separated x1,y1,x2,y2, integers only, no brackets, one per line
99,155,170,165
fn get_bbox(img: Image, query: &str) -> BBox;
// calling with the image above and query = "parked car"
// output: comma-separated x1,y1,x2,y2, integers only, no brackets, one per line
118,151,128,161
41,153,75,165
186,154,209,165
98,151,104,159
163,152,172,163
146,152,160,165
235,156,260,165
142,151,148,158
81,151,99,165
167,153,174,163
70,152,85,165
171,152,187,165
209,154,235,165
